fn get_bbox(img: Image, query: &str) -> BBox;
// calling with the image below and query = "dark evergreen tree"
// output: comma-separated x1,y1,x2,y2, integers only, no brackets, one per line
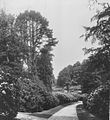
83,2,110,83
37,46,54,91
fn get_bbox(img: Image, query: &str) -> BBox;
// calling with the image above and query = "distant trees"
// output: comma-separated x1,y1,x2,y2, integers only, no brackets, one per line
78,59,101,93
57,65,73,87
71,61,81,85
57,62,81,88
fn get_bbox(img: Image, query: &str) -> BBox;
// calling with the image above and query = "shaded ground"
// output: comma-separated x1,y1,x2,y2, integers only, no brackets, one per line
76,104,102,120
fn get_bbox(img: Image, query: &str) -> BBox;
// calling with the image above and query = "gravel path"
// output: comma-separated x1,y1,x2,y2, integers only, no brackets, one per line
48,101,82,120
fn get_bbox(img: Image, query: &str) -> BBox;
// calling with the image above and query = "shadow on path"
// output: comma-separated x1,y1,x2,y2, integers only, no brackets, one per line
76,104,101,120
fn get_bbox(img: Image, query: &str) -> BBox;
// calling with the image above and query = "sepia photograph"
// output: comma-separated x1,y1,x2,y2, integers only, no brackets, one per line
0,0,109,120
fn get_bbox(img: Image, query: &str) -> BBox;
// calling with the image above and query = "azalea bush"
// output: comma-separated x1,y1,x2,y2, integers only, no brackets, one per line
21,93,44,112
42,92,59,110
0,78,19,120
19,78,44,112
19,78,60,112
54,92,79,105
83,84,109,120
20,91,60,112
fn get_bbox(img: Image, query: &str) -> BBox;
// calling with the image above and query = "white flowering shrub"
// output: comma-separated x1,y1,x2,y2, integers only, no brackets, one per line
54,92,79,105
0,76,19,120
84,84,109,120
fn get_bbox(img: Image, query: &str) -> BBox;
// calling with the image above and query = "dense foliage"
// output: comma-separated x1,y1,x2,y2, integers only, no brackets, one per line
57,62,81,88
83,83,109,120
0,11,24,119
15,10,58,89
81,1,110,119
37,46,54,91
57,65,73,87
0,10,58,119
18,77,46,112
54,92,81,105
19,77,80,112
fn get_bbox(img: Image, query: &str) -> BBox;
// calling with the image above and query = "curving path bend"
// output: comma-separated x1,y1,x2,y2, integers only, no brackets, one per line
48,101,82,120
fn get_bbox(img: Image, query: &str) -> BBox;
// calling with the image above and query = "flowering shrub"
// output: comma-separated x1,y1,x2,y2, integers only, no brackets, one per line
54,92,79,105
23,94,44,112
19,78,60,112
0,81,19,120
19,78,46,112
43,92,59,110
83,84,109,120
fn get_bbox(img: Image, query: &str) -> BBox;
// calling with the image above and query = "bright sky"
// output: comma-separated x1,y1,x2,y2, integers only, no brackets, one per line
0,0,95,78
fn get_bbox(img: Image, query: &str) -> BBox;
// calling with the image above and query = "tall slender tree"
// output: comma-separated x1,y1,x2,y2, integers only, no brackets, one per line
15,10,58,82
37,45,53,91
83,3,110,83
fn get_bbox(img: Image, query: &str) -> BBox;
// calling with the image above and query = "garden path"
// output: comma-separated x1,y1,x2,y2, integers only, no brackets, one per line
16,101,101,120
16,101,81,120
48,101,82,120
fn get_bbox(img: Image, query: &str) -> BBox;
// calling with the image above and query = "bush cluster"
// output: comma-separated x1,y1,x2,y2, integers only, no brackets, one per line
0,70,20,120
54,92,79,105
0,82,18,120
19,78,45,112
19,78,60,112
42,92,59,110
20,82,80,113
19,78,80,113
20,91,60,112
83,84,109,120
